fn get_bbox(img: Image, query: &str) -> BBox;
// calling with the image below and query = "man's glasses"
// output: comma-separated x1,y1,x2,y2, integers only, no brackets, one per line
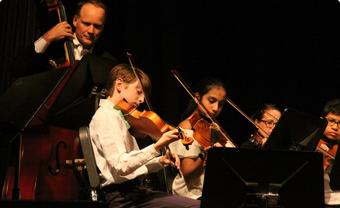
326,118,340,128
260,119,277,127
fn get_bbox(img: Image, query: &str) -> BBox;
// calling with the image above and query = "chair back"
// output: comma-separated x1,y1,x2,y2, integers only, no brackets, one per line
79,126,100,201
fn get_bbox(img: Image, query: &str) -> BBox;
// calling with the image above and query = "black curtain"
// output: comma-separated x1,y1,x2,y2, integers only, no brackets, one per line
1,0,340,143
0,0,41,92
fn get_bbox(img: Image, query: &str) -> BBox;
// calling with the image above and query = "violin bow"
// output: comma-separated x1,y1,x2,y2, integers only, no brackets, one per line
171,69,237,147
224,98,269,138
126,52,153,110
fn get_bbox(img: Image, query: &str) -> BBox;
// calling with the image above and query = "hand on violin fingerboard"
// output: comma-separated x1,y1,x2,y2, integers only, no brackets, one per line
153,128,181,152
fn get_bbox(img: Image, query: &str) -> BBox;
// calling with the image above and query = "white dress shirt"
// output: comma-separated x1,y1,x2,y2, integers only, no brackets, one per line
89,99,163,187
34,33,92,60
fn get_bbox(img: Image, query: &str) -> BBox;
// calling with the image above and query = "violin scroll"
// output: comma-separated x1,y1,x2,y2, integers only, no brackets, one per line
177,127,192,150
316,139,338,172
187,111,232,148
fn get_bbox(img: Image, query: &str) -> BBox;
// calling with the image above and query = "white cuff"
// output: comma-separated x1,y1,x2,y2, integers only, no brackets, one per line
34,37,49,54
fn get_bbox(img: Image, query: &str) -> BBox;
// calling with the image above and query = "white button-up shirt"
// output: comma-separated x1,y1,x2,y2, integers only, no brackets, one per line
169,133,205,200
89,99,163,187
34,33,92,60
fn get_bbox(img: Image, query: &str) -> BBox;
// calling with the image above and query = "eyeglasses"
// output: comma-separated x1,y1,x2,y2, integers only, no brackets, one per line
260,119,277,127
326,118,340,128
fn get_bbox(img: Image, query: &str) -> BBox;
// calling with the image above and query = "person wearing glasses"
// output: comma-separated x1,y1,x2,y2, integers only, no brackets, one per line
241,103,282,149
319,99,340,207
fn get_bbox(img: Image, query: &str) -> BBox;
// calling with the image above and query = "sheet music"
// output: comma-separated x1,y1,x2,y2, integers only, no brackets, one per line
325,173,340,205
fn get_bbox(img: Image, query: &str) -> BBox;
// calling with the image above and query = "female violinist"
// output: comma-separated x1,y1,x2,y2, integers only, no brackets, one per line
317,98,340,207
241,103,281,149
89,63,200,208
169,77,230,200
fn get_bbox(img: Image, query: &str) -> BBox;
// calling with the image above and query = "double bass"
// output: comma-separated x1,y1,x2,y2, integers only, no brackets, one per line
1,0,85,201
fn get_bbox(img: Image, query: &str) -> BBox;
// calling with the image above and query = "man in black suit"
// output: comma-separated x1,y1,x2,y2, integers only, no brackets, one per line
11,0,119,78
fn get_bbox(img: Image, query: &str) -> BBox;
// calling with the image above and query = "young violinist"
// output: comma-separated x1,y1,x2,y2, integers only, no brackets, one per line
89,63,200,208
11,0,118,78
241,103,282,149
317,98,340,207
169,77,232,200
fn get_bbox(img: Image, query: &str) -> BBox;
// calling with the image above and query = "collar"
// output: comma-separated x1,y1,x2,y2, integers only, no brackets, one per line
99,99,130,129
322,136,339,147
72,33,82,47
72,33,94,53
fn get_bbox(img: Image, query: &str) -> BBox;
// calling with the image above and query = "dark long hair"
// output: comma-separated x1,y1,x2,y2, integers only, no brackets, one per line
181,77,226,120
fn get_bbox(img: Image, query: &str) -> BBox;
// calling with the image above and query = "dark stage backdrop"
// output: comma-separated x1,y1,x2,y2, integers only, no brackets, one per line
0,0,340,144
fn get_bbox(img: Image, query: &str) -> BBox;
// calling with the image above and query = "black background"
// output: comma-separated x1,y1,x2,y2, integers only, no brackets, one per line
1,0,340,144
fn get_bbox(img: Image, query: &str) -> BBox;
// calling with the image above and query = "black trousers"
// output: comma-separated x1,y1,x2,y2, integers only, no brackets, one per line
101,180,200,208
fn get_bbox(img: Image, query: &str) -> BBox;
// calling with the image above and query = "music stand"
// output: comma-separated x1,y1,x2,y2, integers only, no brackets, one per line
47,54,118,130
0,70,66,135
263,108,328,151
200,148,324,208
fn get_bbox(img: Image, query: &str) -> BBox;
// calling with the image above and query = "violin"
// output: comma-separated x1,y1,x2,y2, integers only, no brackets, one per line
248,132,267,148
114,100,194,149
316,138,338,172
187,110,232,148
